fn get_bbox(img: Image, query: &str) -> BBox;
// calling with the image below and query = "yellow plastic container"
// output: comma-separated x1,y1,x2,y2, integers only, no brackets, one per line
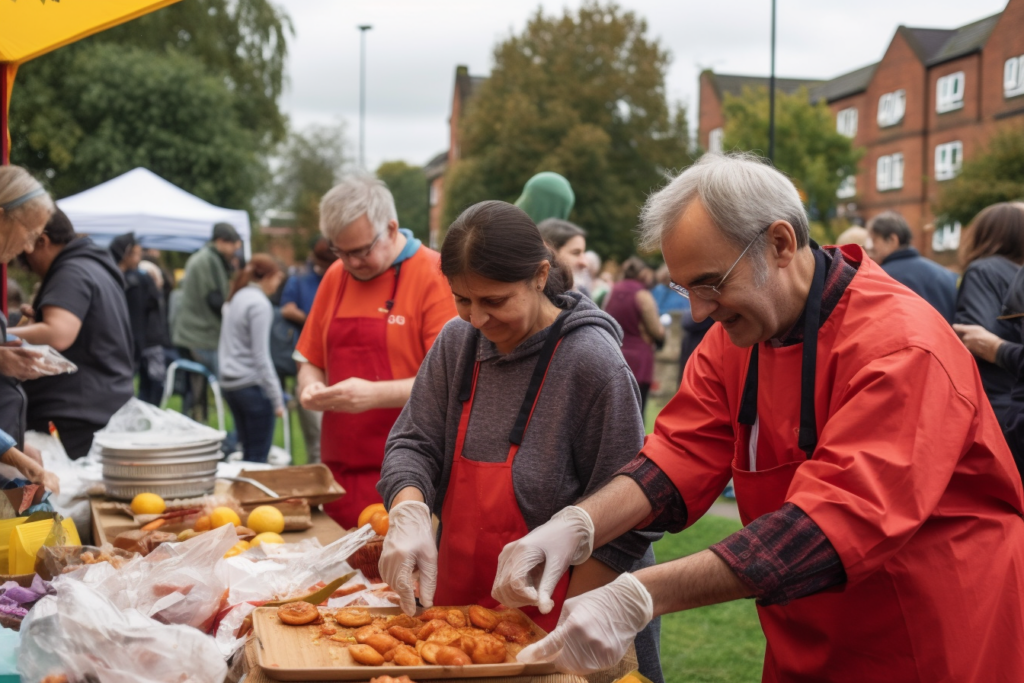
8,517,80,575
0,517,28,573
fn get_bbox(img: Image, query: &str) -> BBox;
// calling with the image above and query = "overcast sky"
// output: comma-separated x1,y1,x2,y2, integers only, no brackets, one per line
275,0,1008,171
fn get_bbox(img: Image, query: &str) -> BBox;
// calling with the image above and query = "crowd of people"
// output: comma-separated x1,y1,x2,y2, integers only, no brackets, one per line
1,153,1024,680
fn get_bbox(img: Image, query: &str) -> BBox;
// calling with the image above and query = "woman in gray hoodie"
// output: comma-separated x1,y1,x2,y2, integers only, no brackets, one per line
378,200,662,681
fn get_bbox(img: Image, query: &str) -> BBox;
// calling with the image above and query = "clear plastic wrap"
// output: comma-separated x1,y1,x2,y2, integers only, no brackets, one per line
92,398,226,449
18,342,77,375
18,578,227,683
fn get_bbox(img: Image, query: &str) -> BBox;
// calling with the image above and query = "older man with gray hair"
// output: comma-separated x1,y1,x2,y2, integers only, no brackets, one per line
493,153,1024,681
294,175,455,527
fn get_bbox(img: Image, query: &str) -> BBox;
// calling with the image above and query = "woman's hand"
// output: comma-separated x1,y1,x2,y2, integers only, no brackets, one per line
953,324,1004,364
0,346,45,381
379,496,437,616
1,446,60,494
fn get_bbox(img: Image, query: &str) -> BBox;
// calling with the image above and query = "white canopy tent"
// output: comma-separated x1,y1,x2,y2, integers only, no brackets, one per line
56,167,252,257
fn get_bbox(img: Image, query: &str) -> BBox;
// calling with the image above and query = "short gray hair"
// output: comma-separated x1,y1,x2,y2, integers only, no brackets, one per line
0,165,55,219
319,175,398,241
639,153,809,282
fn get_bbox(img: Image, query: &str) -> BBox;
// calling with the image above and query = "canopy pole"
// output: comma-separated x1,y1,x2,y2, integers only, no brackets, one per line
2,64,10,317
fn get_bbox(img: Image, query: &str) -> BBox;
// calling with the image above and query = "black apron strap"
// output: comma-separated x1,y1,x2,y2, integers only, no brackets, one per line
509,312,570,446
458,329,478,403
798,249,827,458
384,263,402,312
738,344,759,426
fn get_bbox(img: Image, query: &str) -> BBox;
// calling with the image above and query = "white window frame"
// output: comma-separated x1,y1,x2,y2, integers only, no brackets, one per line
836,108,858,138
932,221,961,253
877,89,906,127
935,141,963,181
708,127,724,154
1005,56,1024,98
876,153,904,191
936,72,965,113
836,175,857,199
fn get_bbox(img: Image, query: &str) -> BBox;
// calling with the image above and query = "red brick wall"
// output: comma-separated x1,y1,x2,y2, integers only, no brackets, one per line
698,71,725,150
981,0,1024,122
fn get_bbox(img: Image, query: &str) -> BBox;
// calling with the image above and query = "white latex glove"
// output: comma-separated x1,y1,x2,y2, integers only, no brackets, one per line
491,505,594,614
517,572,653,674
378,500,437,616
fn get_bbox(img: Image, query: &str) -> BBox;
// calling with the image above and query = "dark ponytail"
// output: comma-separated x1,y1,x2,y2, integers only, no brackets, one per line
228,254,281,301
441,200,572,301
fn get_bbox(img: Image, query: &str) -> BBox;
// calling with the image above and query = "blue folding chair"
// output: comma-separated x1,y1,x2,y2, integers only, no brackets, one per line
160,359,226,433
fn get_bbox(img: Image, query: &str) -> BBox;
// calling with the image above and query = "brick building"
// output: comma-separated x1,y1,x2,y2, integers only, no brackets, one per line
698,0,1024,261
424,65,488,249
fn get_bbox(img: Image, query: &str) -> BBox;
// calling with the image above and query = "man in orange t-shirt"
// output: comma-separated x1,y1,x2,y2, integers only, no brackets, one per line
295,176,456,527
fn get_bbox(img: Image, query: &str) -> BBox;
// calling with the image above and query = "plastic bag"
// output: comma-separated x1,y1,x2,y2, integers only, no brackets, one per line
34,544,135,581
17,342,77,375
18,578,227,683
92,398,226,449
26,430,96,537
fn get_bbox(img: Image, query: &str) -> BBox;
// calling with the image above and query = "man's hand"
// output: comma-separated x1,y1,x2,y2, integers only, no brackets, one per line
517,573,653,674
1,446,61,495
280,302,307,326
299,381,330,411
492,506,595,614
379,500,438,615
304,378,378,414
953,323,1004,364
0,346,45,381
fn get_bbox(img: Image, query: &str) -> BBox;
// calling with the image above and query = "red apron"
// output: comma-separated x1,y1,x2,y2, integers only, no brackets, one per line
433,315,571,632
321,265,403,528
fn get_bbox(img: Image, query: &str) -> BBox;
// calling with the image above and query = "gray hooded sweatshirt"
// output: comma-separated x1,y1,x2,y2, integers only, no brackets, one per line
379,291,660,573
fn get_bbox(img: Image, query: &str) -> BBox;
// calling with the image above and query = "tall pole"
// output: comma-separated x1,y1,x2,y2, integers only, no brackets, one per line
768,0,776,163
358,25,372,169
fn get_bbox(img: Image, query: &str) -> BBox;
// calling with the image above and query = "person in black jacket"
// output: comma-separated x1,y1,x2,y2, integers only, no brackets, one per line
16,209,134,459
950,202,1024,428
865,211,958,322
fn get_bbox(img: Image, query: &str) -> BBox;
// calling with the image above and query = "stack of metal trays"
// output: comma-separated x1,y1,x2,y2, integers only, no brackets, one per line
94,433,225,501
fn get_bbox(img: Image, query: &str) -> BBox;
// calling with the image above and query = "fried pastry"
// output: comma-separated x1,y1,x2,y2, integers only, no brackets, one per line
336,608,374,627
494,619,531,644
364,632,402,655
468,605,499,631
277,602,319,625
388,624,421,646
348,643,385,666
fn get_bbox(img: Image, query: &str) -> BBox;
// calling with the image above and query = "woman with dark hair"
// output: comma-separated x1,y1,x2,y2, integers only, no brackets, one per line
538,218,589,289
378,201,663,681
218,254,287,463
952,202,1024,426
604,257,665,412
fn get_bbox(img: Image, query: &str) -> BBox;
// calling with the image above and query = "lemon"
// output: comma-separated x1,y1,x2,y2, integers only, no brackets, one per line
246,505,285,534
223,540,250,558
210,507,242,528
130,492,166,516
251,532,285,547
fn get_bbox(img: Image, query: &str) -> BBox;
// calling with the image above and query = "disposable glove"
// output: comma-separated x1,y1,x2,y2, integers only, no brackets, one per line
491,505,594,614
378,500,437,616
517,572,653,675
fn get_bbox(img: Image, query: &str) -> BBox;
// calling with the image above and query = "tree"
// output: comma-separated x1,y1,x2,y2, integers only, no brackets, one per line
12,44,264,211
935,126,1024,226
442,1,691,258
376,161,429,243
722,86,862,226
270,122,351,232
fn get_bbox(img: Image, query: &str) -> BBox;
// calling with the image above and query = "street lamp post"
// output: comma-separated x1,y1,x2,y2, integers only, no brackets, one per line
768,0,776,163
358,24,372,169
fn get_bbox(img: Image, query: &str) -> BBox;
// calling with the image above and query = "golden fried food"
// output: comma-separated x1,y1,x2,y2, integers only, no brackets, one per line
434,645,472,666
320,623,338,636
419,606,450,621
463,633,507,664
369,677,416,683
416,618,450,640
417,641,440,663
426,625,461,646
278,602,320,625
388,624,421,646
445,608,467,628
336,607,374,627
355,624,384,642
364,632,402,655
385,613,422,629
385,644,424,666
494,619,532,644
468,605,499,631
349,644,386,666
494,608,530,626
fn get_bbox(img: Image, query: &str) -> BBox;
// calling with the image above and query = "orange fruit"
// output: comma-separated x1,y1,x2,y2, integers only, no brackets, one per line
357,503,386,529
369,510,390,536
194,515,212,532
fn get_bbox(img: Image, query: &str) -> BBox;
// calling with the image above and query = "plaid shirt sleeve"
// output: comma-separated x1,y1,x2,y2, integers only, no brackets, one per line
616,455,688,533
709,502,847,606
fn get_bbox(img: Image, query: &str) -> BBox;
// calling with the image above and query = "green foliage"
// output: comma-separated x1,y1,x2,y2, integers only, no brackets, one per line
934,126,1024,225
722,87,862,222
12,43,264,211
654,514,766,682
270,123,351,232
442,1,691,258
376,161,429,244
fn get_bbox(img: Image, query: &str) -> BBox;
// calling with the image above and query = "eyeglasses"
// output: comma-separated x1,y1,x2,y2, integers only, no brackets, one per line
669,225,771,301
329,233,381,261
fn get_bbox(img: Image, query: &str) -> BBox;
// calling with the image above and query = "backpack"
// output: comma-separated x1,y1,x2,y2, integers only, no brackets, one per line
269,307,299,377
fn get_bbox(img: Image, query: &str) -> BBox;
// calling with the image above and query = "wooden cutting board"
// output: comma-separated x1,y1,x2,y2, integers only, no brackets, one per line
253,606,558,681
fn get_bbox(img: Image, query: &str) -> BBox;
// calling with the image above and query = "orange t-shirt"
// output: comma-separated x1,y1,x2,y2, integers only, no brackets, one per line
295,246,456,379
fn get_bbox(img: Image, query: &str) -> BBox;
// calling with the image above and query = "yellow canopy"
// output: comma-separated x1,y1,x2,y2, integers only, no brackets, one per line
0,0,181,65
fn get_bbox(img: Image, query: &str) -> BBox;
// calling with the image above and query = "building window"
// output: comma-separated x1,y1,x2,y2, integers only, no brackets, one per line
708,127,724,154
836,175,857,199
932,221,961,253
876,153,904,191
935,141,963,181
1005,56,1024,98
877,90,906,127
936,72,965,113
836,108,858,138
